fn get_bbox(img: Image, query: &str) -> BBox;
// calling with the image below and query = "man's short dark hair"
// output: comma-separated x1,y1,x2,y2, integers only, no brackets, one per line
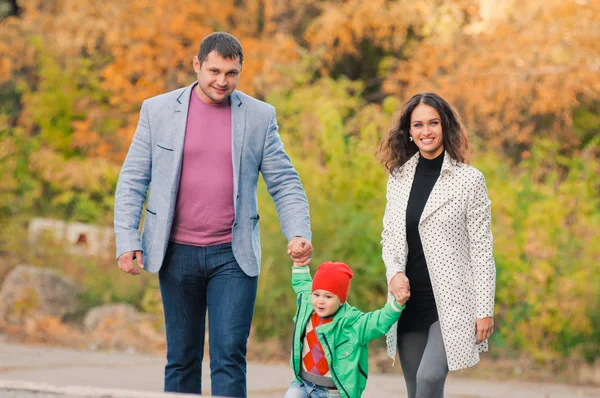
197,32,243,65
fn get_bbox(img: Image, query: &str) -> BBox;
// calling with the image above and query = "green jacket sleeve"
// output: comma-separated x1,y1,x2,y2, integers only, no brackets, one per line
354,301,405,345
291,266,313,296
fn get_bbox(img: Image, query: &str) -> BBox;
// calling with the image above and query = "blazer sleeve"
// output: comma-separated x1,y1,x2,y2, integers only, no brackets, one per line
381,171,406,284
260,108,311,241
466,171,496,318
113,100,152,259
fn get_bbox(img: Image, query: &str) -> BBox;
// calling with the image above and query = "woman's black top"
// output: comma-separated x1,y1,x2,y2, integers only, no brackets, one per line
397,151,444,334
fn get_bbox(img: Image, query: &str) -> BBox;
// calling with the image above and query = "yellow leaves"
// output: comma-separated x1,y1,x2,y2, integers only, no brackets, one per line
384,0,600,154
72,118,114,159
2,0,599,360
305,0,414,64
480,139,600,359
28,149,120,194
236,34,301,96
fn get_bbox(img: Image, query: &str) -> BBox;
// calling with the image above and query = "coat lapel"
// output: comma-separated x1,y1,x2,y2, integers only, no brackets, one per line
398,153,419,217
420,151,455,225
172,83,194,175
230,91,246,214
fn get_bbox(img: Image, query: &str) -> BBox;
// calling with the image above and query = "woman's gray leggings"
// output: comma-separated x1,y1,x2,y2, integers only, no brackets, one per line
397,321,449,398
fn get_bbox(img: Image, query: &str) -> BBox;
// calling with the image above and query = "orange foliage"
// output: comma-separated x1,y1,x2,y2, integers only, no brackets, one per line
384,0,600,154
1,0,306,161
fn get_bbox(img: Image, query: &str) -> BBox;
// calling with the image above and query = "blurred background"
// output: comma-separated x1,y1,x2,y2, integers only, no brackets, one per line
0,0,598,386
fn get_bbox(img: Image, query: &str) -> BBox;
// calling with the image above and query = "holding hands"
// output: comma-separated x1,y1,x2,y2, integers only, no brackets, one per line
395,285,410,306
288,237,312,266
390,272,410,306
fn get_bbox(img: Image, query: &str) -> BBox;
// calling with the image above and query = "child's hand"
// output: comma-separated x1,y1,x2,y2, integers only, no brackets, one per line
395,287,410,306
288,237,312,265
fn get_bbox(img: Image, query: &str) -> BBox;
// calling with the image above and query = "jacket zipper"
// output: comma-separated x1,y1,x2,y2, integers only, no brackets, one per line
358,364,368,379
291,295,302,376
322,334,350,398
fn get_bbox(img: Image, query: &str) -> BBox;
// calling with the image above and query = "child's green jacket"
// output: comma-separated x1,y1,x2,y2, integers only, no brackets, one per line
290,266,405,398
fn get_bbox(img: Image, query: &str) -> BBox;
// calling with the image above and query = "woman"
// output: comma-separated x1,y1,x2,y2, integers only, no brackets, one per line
378,92,496,398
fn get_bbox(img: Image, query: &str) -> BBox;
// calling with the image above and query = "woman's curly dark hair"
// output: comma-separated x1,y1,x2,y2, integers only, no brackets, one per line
378,92,472,172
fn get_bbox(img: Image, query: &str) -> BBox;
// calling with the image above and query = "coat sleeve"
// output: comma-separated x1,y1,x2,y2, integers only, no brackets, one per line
381,172,406,284
260,108,311,242
466,171,496,318
113,100,152,260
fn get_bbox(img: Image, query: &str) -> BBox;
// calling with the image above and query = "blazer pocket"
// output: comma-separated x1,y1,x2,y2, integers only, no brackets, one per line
156,143,173,151
154,143,173,177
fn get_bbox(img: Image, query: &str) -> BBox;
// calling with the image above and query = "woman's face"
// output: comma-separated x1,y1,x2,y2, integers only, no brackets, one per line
409,103,444,159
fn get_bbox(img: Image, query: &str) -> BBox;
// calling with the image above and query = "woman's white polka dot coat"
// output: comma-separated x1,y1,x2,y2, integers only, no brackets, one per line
382,151,496,371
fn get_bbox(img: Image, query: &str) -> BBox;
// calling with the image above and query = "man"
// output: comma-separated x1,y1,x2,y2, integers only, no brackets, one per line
114,32,312,397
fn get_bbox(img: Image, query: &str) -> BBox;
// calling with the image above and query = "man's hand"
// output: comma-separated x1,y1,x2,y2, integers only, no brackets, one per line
287,237,312,266
117,250,144,275
475,317,494,344
389,272,410,302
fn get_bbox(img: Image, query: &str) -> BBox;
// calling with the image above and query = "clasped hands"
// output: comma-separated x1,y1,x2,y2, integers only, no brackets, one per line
390,272,493,343
288,237,312,266
389,272,411,306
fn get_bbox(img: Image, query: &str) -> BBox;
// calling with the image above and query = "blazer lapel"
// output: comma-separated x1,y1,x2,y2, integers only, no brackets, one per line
172,83,194,175
230,91,246,214
420,151,455,225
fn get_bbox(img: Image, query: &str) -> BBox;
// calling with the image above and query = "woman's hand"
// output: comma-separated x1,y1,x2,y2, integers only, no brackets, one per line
389,272,410,303
395,287,410,306
475,317,494,344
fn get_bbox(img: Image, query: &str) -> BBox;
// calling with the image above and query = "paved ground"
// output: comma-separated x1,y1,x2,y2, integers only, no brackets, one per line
0,341,599,397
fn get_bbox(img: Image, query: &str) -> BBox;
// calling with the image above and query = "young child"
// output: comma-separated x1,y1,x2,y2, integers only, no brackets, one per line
285,261,410,398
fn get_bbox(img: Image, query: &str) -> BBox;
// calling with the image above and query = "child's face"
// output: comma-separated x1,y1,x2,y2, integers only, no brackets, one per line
311,289,342,318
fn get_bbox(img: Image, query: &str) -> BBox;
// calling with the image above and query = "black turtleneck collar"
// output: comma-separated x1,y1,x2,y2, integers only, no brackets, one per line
417,151,444,175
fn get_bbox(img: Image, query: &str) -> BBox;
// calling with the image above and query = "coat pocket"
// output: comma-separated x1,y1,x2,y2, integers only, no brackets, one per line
335,340,354,360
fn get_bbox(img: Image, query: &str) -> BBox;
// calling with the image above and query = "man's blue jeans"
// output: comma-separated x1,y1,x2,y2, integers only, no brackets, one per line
159,241,258,397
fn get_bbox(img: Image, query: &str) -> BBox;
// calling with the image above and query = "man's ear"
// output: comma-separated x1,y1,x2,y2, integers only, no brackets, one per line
193,55,201,73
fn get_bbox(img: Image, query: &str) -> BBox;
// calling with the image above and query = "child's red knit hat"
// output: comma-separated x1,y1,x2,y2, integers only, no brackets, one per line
312,261,354,303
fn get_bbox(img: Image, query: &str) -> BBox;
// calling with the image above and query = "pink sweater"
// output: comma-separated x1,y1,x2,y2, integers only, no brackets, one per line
170,87,234,246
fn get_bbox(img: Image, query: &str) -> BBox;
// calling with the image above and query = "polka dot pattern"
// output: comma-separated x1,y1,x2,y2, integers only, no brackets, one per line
381,152,496,371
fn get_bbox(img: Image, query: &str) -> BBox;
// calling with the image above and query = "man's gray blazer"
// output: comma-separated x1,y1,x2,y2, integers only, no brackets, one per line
114,83,311,276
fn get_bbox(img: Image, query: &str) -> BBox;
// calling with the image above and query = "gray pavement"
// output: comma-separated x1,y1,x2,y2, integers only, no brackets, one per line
0,341,599,398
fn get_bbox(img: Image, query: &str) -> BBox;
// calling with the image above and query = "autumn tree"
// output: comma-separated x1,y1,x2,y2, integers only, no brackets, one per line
384,0,600,158
1,0,599,365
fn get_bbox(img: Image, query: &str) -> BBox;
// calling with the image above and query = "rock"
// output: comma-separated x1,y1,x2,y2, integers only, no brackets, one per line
579,360,600,385
83,303,141,332
0,265,80,328
83,303,165,354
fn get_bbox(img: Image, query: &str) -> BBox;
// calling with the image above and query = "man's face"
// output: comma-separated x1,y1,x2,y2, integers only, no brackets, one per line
193,50,242,105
